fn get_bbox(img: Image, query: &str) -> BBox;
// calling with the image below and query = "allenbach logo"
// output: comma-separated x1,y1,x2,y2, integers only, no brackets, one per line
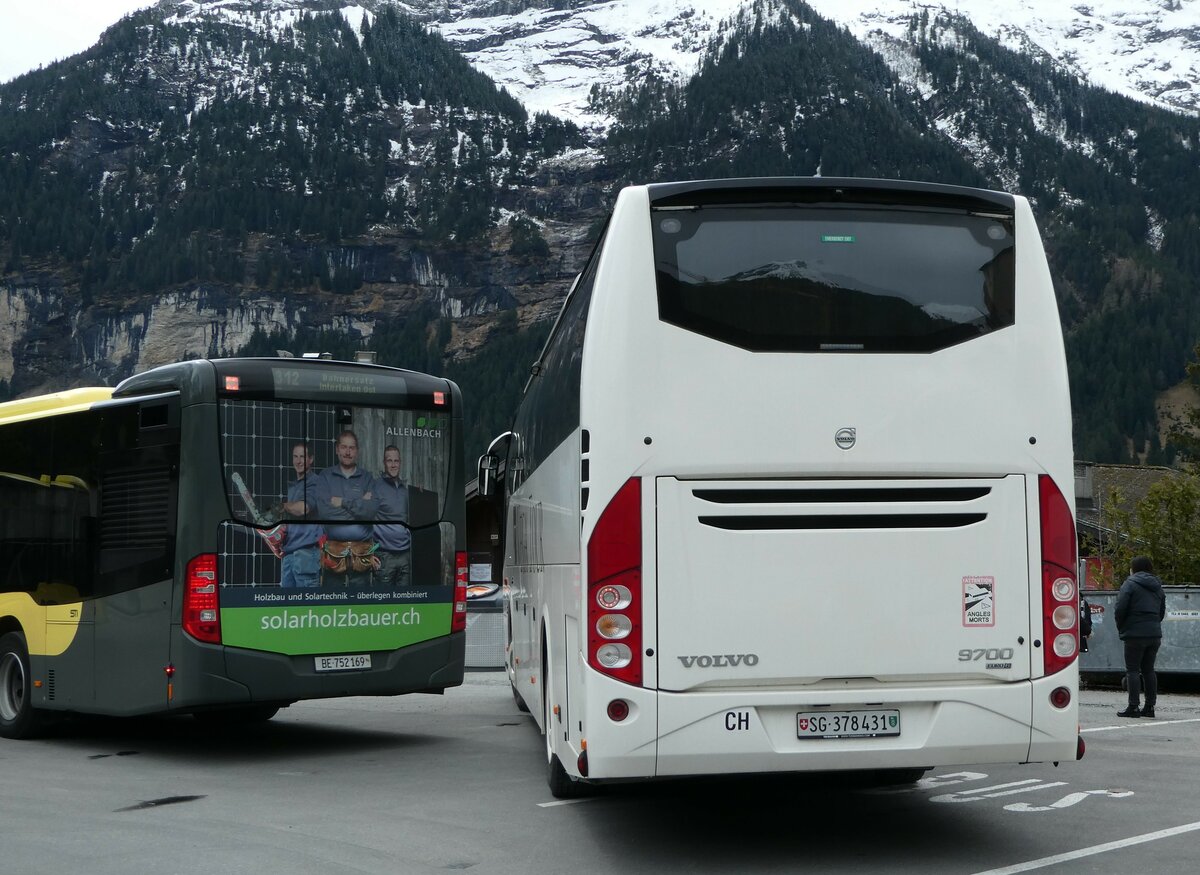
678,653,759,668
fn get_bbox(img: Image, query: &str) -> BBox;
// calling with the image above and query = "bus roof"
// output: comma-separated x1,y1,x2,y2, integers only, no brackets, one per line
0,387,114,426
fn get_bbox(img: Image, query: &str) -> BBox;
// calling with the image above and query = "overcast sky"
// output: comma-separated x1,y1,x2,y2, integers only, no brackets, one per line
0,1,157,84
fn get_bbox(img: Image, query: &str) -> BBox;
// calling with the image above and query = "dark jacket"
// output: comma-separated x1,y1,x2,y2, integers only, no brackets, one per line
1114,571,1166,640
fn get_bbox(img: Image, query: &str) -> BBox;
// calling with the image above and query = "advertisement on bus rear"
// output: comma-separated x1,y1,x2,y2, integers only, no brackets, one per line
216,397,454,654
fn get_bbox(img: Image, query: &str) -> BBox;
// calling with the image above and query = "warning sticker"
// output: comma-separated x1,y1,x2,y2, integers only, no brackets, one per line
963,576,995,627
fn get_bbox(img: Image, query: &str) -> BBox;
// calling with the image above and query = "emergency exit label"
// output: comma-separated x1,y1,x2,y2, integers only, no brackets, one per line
963,576,995,627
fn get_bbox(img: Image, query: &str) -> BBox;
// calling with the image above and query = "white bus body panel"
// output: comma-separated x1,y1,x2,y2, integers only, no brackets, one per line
512,183,1078,782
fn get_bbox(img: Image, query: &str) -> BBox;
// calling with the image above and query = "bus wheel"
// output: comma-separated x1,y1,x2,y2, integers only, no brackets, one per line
0,632,46,739
869,767,929,786
543,647,586,798
511,679,530,713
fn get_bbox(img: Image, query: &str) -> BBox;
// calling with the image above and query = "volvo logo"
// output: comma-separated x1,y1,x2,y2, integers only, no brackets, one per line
678,654,759,668
835,427,857,450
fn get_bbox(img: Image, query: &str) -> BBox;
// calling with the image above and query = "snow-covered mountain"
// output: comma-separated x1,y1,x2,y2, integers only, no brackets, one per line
403,0,1200,129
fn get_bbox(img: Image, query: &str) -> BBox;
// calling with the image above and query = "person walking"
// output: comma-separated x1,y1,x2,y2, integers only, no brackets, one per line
1114,556,1166,718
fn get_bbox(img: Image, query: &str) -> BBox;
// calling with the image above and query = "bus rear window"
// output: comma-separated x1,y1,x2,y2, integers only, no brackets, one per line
652,206,1015,352
219,399,452,529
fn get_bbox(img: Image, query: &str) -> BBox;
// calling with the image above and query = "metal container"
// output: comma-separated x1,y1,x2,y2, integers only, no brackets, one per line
1080,586,1200,676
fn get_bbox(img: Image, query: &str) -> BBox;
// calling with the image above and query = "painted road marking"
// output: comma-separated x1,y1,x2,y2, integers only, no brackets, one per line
1003,788,1134,812
931,779,1069,803
969,820,1200,874
1081,717,1200,733
538,798,598,808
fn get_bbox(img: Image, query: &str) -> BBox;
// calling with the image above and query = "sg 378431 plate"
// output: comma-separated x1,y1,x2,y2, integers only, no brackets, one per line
797,709,900,739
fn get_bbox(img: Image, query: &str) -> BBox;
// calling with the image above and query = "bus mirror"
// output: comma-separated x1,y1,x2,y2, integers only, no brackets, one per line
478,431,514,498
478,453,499,497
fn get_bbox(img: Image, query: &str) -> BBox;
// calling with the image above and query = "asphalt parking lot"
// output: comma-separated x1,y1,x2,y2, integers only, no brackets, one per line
1,674,1197,874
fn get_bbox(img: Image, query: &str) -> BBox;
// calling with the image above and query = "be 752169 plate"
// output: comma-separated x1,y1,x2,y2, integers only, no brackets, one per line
314,654,372,672
797,709,900,739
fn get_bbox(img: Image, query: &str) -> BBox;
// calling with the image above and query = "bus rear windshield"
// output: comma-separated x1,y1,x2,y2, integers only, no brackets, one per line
219,399,451,531
652,206,1015,352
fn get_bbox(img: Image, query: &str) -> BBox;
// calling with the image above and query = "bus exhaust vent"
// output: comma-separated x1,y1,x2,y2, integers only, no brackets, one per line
46,669,55,700
693,487,991,504
699,513,986,530
692,483,991,531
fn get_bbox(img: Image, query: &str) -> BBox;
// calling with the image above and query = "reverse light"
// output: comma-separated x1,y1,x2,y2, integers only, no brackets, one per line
1053,633,1077,658
452,551,468,633
1052,605,1077,629
587,478,643,686
596,643,633,669
182,553,221,644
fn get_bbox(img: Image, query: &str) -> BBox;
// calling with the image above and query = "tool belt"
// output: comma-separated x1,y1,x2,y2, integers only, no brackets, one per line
319,538,380,573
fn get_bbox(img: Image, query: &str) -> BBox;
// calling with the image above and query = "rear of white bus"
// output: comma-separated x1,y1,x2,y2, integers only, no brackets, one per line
574,178,1080,784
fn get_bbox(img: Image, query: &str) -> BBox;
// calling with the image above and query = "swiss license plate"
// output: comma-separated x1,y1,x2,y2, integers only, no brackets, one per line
797,709,900,739
314,654,372,672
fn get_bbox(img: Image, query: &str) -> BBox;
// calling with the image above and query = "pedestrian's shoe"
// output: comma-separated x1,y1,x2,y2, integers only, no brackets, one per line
1116,707,1141,718
1140,707,1155,719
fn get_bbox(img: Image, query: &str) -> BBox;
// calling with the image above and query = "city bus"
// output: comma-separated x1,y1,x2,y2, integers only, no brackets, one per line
0,357,466,738
478,177,1082,797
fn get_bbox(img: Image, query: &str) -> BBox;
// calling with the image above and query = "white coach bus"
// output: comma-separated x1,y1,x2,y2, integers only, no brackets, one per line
478,177,1082,797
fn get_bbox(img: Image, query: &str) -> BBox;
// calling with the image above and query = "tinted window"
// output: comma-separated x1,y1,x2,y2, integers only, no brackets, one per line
653,206,1015,352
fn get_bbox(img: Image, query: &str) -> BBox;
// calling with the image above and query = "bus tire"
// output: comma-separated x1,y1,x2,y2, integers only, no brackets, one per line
869,767,929,786
512,680,530,713
0,631,47,739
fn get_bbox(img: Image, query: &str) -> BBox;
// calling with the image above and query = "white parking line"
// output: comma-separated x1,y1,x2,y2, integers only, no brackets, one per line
969,820,1200,874
1082,717,1200,733
537,798,598,808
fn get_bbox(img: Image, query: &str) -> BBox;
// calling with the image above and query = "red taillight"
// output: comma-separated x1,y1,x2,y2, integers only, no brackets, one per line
452,551,468,633
182,553,221,644
587,478,642,686
1039,475,1077,676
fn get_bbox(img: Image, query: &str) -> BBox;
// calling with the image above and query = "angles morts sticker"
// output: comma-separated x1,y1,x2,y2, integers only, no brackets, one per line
963,575,995,627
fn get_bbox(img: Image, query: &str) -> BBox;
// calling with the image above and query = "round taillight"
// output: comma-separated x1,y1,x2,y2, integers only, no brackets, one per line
607,699,630,721
1050,686,1071,708
1053,632,1077,658
1052,605,1076,629
596,643,632,669
596,613,633,639
596,584,632,610
1052,577,1075,601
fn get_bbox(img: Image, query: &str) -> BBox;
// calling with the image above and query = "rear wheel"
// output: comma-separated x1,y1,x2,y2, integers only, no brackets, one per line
0,631,46,739
511,679,530,713
869,767,929,786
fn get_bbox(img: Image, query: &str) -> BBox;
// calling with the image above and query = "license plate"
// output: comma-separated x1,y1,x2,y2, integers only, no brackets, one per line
314,654,372,672
797,709,900,739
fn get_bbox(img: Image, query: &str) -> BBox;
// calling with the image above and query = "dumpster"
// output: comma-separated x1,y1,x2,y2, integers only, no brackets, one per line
1080,586,1200,677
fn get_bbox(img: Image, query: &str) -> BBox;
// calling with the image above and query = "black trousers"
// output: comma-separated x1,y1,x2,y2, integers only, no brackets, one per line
1123,637,1161,709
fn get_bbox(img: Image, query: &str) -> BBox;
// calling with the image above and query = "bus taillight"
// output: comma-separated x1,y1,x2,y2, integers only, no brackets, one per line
587,478,643,686
452,551,468,633
1039,475,1077,676
183,553,221,644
